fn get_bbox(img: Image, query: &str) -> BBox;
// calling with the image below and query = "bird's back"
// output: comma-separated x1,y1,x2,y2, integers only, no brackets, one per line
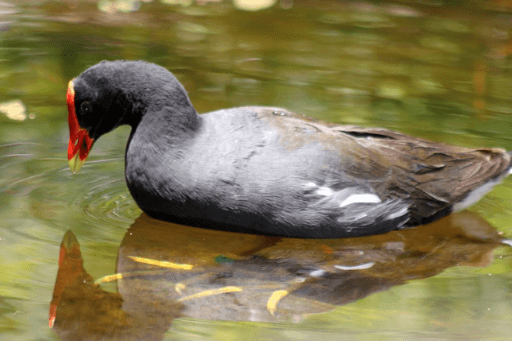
127,106,512,238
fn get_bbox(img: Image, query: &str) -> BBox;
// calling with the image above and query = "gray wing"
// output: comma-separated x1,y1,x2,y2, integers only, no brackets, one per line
250,107,511,235
193,106,510,238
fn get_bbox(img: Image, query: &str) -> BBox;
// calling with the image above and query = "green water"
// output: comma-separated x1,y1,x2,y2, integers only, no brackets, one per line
1,0,512,340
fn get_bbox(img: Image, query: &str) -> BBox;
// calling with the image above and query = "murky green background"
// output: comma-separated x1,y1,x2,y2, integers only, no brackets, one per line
1,0,512,340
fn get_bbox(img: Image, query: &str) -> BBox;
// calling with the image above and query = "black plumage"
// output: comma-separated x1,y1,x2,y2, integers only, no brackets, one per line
67,60,512,238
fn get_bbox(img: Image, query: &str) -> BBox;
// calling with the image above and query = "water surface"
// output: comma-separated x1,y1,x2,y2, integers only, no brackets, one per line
1,1,512,340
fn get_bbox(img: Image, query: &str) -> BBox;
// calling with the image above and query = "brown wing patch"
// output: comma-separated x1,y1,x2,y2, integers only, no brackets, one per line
250,108,510,224
335,125,511,224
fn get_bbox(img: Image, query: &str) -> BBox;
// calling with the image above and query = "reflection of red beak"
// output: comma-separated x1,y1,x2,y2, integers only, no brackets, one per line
49,230,84,328
67,80,93,174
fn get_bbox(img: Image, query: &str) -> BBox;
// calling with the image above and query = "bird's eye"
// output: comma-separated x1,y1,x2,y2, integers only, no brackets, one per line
80,101,92,114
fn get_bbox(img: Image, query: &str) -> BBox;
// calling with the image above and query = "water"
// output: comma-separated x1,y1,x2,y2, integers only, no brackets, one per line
1,0,512,340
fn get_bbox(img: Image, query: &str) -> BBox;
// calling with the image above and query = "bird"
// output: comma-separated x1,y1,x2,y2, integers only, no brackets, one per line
66,60,512,238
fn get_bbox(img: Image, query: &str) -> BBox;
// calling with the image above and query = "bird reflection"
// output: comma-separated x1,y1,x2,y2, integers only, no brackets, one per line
50,212,506,340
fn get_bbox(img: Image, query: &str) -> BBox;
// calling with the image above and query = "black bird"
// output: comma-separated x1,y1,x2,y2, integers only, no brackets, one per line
66,60,512,238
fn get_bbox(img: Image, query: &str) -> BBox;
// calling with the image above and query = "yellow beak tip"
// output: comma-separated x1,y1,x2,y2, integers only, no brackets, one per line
68,154,85,174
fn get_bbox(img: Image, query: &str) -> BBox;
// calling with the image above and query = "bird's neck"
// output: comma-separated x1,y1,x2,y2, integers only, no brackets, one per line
134,103,202,146
124,75,201,138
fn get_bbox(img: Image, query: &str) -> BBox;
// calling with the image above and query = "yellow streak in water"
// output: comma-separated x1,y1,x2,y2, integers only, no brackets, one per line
175,283,186,294
128,256,193,270
267,290,289,316
177,286,243,302
95,273,124,283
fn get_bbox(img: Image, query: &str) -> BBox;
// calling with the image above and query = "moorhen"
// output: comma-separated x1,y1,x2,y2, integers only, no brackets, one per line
66,60,512,238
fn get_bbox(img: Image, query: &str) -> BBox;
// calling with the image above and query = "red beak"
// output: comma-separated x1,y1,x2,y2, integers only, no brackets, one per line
67,80,93,173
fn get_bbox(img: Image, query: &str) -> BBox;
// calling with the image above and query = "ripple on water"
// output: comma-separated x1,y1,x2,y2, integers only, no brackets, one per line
72,177,141,227
0,142,140,239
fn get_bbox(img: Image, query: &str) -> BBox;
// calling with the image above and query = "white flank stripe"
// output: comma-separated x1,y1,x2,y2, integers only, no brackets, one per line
453,179,501,212
309,269,326,277
316,187,334,196
339,193,381,207
305,182,317,188
501,239,512,247
335,262,375,271
386,207,408,220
